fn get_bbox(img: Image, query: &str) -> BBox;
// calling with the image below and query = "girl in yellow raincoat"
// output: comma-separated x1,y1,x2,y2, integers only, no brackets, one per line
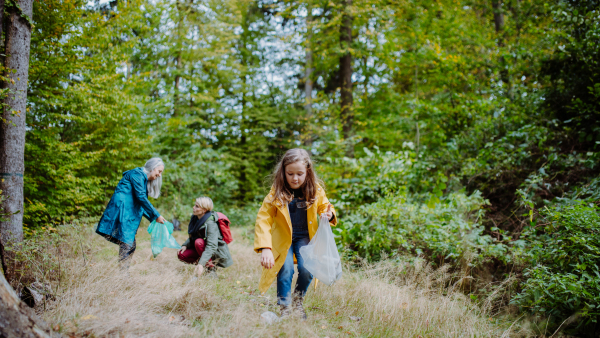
254,148,336,319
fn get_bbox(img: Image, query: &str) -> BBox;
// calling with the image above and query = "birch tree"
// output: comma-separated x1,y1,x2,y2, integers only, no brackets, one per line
0,0,34,282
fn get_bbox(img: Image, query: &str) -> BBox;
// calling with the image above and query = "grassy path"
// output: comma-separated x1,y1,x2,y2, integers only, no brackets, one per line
43,223,526,337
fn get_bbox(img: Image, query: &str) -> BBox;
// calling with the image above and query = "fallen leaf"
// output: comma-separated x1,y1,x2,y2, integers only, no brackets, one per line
236,281,241,284
52,324,60,331
81,315,97,320
321,325,327,329
169,316,175,322
335,311,339,316
125,318,130,324
338,326,343,329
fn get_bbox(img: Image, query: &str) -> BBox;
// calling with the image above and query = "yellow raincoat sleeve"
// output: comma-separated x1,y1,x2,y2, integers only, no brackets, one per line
317,191,338,227
254,194,277,253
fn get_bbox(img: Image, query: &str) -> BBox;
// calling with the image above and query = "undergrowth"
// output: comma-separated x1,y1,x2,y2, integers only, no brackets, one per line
13,219,540,337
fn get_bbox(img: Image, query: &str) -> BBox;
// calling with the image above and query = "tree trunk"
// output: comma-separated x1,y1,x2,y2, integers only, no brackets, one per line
173,0,183,116
492,1,510,94
0,0,34,283
339,0,353,157
303,6,314,146
0,0,5,46
0,271,56,337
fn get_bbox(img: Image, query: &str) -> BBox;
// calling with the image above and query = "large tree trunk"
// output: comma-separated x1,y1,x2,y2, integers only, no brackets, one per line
339,0,353,157
0,271,56,337
303,6,314,146
0,0,34,283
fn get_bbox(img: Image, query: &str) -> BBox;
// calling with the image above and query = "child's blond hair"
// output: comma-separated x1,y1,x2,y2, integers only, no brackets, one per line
195,196,214,211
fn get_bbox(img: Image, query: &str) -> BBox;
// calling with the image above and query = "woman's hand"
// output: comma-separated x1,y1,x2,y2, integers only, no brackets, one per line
196,265,204,277
260,248,275,269
156,215,166,224
178,246,186,255
321,204,334,221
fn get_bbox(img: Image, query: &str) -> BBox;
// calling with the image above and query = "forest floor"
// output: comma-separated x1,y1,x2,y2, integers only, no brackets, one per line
40,222,533,337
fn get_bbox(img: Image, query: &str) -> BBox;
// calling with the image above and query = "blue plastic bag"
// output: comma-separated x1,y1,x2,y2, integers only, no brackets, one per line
147,220,181,258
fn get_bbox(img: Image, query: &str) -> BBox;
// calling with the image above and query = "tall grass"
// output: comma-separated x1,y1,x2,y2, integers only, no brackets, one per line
23,221,531,337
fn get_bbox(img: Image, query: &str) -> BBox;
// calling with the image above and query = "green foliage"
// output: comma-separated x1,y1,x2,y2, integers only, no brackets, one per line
512,203,600,333
156,147,238,220
318,147,506,265
336,188,506,265
318,146,451,213
25,0,152,227
543,0,600,144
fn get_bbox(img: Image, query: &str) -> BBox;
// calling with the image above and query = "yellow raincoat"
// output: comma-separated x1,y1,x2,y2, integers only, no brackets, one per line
254,184,337,294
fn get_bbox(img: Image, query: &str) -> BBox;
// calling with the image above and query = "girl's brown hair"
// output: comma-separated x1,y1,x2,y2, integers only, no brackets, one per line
271,148,323,206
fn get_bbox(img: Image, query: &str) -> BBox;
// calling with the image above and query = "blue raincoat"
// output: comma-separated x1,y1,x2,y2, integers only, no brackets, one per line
96,167,160,245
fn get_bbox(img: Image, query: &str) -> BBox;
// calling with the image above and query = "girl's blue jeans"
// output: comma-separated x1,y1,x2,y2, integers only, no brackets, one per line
277,236,313,306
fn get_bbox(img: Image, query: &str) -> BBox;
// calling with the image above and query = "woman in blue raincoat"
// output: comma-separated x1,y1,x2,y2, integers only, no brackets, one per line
96,158,166,268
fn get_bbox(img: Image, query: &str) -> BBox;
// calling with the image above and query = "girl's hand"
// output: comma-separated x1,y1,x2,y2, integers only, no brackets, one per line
156,216,166,224
321,204,334,221
261,249,275,269
196,265,204,277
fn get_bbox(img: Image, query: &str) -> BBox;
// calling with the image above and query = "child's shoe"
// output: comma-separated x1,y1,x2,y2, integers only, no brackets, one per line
292,296,307,320
280,304,291,318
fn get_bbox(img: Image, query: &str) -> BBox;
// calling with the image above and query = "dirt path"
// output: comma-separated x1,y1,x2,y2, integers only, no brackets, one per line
43,224,523,337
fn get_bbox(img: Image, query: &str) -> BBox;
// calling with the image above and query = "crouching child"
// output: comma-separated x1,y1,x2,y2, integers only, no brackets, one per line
178,197,233,276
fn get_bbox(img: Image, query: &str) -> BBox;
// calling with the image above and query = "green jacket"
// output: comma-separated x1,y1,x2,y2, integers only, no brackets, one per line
183,213,233,268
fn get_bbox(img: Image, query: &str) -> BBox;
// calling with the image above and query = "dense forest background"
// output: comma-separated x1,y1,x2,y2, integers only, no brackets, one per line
5,0,600,335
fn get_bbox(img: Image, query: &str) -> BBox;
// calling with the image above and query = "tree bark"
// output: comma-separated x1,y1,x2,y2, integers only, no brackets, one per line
339,0,353,157
303,5,314,146
0,0,34,283
0,271,56,337
492,1,510,93
0,0,5,46
173,0,183,116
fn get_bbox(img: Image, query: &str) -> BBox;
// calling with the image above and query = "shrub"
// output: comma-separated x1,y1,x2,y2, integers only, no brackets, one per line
318,146,450,215
511,203,600,334
335,190,507,266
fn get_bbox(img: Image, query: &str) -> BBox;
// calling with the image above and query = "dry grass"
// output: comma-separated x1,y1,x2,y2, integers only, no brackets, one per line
38,222,532,337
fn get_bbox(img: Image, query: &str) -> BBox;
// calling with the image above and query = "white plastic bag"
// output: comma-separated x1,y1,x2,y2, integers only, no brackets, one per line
299,215,343,286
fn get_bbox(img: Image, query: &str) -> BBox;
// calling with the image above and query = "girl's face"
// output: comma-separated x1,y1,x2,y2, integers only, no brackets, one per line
285,161,307,190
193,203,206,216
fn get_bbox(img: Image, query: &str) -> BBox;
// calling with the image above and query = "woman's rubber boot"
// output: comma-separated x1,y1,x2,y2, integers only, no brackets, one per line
280,304,291,318
293,295,307,320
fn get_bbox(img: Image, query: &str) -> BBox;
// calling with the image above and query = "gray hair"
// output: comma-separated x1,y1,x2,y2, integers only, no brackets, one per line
142,157,164,198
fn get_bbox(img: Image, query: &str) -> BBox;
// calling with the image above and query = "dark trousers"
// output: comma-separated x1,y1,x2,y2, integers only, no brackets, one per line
118,240,136,270
118,240,136,261
101,234,136,269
